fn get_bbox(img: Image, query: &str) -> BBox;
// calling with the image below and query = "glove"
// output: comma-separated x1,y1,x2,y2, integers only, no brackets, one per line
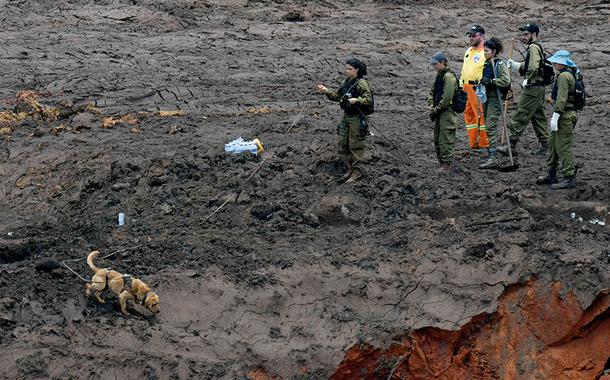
522,78,528,87
429,109,438,121
508,59,521,71
550,112,560,132
480,77,493,85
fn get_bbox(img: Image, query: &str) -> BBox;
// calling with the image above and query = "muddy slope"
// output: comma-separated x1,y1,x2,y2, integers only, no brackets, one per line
1,0,609,379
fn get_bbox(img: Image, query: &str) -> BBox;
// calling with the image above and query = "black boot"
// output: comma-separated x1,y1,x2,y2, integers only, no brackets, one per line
536,168,558,185
551,176,575,190
536,142,549,156
498,139,517,156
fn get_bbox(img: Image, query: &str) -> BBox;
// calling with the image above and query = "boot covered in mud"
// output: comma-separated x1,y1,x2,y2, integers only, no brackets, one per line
479,152,498,169
551,175,575,190
437,163,451,172
536,142,549,156
536,168,558,185
497,139,517,156
340,162,353,182
345,168,362,183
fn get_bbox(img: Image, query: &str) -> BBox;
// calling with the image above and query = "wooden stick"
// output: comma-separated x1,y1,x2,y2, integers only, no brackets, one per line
501,39,515,144
202,154,271,223
286,103,306,133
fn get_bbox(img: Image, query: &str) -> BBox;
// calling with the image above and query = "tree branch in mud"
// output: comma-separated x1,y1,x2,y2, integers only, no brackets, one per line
202,154,272,223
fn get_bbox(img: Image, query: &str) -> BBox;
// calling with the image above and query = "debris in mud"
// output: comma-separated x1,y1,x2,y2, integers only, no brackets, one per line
102,114,140,129
158,110,184,117
167,125,184,134
244,106,272,115
225,137,264,155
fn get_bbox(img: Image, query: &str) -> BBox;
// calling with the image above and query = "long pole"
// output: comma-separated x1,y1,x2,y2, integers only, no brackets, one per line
501,39,515,144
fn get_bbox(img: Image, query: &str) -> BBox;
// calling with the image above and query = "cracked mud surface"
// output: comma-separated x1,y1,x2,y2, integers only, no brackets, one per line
1,0,609,378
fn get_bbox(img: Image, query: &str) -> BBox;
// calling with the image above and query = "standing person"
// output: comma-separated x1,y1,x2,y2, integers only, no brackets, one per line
499,22,549,157
427,52,458,170
461,25,488,153
479,37,511,169
317,58,373,183
536,50,579,189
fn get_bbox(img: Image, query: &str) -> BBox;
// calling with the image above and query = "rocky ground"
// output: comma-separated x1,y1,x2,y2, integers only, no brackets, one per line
1,0,609,379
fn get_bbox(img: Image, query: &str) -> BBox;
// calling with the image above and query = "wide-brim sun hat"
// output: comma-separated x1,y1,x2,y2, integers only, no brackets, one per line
548,50,576,67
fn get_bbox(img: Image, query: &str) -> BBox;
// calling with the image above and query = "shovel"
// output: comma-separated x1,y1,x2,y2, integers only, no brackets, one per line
491,58,519,172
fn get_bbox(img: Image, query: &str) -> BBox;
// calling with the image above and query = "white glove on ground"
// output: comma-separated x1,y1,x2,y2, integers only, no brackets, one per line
522,78,528,87
550,112,560,132
507,59,521,71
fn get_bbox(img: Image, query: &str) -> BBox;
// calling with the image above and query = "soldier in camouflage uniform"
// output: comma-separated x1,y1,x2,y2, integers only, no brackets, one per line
499,22,549,157
536,50,579,189
427,52,458,170
317,58,373,183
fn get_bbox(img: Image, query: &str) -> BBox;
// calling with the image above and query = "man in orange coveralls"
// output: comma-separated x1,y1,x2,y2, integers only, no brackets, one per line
461,25,488,152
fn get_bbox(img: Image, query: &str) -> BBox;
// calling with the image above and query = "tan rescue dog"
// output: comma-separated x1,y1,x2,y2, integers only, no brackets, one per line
84,251,160,315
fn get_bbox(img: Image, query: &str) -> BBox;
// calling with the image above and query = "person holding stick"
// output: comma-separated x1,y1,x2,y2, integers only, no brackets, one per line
498,22,549,158
317,58,373,183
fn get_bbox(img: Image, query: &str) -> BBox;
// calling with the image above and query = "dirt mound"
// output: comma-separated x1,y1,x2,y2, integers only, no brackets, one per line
1,0,609,379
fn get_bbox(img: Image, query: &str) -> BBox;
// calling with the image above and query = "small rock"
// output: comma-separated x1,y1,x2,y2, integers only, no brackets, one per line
237,193,251,204
111,182,131,191
160,203,173,215
251,203,279,220
70,112,99,130
148,175,169,186
167,125,183,135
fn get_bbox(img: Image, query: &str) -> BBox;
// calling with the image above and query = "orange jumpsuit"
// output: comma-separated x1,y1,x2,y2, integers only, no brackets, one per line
461,46,488,149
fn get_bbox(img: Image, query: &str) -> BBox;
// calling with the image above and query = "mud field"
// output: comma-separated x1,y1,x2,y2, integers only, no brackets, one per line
1,0,609,379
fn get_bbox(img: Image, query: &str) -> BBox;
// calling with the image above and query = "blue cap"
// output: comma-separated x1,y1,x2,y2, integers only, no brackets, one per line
548,50,576,67
430,52,447,65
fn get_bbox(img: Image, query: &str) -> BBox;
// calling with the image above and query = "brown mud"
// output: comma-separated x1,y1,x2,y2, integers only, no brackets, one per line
1,0,609,379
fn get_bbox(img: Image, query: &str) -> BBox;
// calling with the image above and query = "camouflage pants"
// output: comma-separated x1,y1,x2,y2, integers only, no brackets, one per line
547,111,577,176
483,94,503,154
338,114,366,170
509,85,549,145
434,110,457,164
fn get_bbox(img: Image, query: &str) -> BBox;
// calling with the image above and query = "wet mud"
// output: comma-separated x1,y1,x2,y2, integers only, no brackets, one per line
1,0,609,379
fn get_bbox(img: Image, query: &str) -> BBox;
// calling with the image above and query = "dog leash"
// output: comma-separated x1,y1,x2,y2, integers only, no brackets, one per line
61,244,143,283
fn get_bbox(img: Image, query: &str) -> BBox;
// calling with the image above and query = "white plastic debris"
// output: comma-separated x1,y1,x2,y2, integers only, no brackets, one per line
224,137,264,156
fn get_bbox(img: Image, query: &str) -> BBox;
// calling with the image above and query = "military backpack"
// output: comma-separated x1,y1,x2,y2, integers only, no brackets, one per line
569,69,586,111
533,42,555,86
451,73,467,113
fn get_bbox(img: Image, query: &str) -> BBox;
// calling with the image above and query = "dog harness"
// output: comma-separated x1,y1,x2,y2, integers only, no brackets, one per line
100,268,112,291
122,273,150,305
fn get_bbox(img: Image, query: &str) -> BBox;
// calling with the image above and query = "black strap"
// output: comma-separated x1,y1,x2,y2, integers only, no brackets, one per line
122,274,132,289
140,291,150,305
